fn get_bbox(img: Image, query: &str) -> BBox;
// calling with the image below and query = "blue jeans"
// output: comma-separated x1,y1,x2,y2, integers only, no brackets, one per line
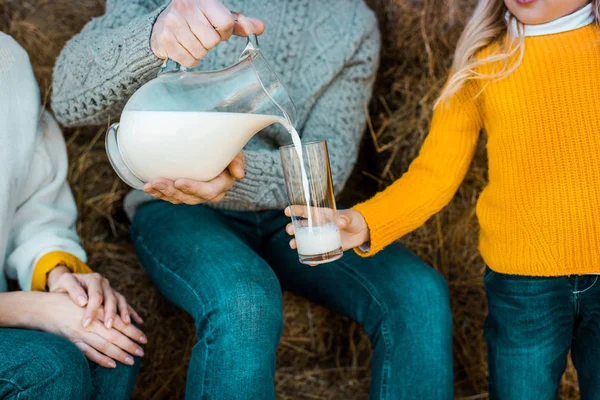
0,328,139,399
131,202,453,400
485,268,600,400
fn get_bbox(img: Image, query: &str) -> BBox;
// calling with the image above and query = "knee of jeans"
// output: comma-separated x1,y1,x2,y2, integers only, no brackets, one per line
418,265,451,309
208,276,284,343
413,265,450,315
378,265,452,359
382,258,451,325
25,334,91,398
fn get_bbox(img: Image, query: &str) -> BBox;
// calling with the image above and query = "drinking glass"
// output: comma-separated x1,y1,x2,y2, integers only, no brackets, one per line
280,140,343,265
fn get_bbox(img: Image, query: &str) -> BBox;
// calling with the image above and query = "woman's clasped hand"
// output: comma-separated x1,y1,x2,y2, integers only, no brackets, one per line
44,267,147,368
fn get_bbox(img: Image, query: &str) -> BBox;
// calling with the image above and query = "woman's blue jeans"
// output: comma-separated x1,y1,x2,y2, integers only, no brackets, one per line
131,202,453,400
0,328,139,399
485,268,600,400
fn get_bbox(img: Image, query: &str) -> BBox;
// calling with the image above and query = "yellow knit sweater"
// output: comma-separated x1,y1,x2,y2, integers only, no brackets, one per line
354,24,600,276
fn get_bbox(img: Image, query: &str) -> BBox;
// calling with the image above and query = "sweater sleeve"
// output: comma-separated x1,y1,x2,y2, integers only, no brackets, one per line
6,112,90,291
220,17,381,210
353,81,483,256
51,0,167,127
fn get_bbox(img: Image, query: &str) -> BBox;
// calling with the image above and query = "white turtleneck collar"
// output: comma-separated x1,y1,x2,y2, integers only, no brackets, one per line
508,3,594,37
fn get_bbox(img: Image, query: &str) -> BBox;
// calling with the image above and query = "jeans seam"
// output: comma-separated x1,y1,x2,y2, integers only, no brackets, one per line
132,230,212,400
379,320,391,399
329,262,392,400
0,379,24,391
573,275,598,295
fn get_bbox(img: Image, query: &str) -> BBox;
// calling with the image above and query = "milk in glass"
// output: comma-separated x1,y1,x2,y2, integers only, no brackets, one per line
295,223,343,256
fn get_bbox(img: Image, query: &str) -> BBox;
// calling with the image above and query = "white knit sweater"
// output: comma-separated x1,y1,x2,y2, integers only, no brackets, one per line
0,33,86,292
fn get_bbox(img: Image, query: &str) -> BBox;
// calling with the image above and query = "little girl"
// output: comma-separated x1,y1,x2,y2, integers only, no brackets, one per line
287,0,600,398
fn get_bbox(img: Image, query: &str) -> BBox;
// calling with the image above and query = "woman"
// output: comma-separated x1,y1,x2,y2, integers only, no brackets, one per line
0,33,145,399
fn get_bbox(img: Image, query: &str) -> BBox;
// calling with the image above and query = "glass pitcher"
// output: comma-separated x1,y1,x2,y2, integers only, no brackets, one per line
106,13,297,189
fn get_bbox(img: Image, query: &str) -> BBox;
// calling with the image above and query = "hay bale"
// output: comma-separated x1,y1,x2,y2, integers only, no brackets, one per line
0,0,580,399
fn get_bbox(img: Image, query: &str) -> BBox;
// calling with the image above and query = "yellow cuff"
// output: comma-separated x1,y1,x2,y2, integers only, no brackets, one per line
31,251,93,291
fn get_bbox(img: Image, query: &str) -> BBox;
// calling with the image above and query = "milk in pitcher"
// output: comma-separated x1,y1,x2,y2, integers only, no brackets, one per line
118,110,285,183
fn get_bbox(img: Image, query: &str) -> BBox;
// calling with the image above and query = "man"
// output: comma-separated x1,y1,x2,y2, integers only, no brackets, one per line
52,0,453,398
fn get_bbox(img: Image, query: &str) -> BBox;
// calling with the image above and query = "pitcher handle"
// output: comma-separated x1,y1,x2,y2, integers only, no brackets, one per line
159,11,259,75
232,12,260,54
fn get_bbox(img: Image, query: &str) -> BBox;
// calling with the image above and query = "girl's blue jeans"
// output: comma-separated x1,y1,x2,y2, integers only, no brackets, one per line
485,268,600,400
131,202,454,400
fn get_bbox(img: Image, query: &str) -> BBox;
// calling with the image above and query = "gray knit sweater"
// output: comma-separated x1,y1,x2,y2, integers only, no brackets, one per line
52,0,380,212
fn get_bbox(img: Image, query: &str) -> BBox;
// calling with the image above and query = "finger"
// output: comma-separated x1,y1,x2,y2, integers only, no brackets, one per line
157,184,205,205
55,274,88,307
128,305,145,325
187,10,222,51
286,223,295,236
144,182,165,199
173,23,207,61
92,320,145,358
211,192,226,203
74,341,117,368
112,317,148,345
289,238,297,250
150,30,168,60
337,215,350,229
228,152,245,180
247,18,265,35
146,180,177,201
151,180,189,204
286,205,310,219
152,12,198,66
101,280,117,329
232,17,265,37
174,171,235,202
116,293,131,324
83,273,104,328
286,205,335,224
84,329,137,366
163,34,199,68
201,1,235,41
284,207,291,217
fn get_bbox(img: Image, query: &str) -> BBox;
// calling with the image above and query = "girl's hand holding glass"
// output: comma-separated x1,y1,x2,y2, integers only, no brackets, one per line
285,207,370,253
47,267,144,330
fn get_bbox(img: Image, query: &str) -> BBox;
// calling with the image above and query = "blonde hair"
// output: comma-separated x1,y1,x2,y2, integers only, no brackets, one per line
435,0,600,107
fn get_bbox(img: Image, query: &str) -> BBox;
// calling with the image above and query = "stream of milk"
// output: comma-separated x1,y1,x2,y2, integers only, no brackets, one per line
243,56,316,233
274,120,314,231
